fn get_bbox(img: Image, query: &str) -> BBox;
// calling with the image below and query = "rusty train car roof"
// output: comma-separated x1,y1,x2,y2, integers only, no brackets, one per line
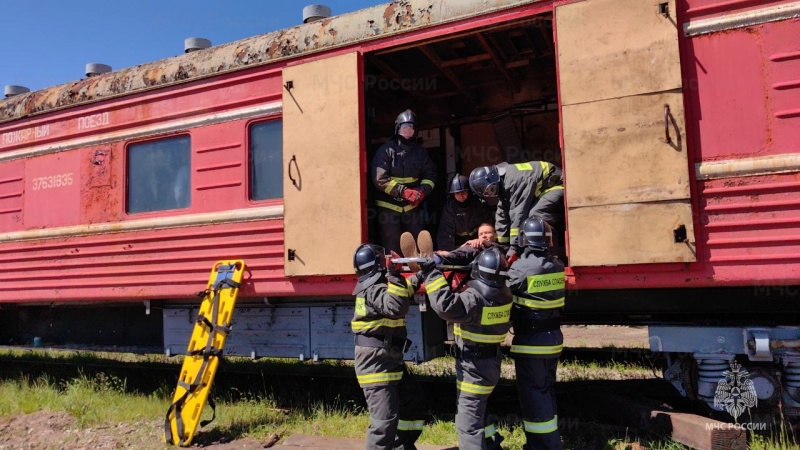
0,0,538,124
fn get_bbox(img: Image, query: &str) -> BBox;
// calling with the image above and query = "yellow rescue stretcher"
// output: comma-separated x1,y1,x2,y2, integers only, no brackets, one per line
164,260,245,446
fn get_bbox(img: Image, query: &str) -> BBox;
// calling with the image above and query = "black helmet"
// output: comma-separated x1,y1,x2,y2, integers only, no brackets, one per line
394,109,417,135
469,166,501,199
519,216,551,251
353,243,386,280
470,247,509,288
449,174,469,195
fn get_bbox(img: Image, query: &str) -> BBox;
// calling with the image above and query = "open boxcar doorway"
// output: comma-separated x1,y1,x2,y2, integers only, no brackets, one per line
363,14,562,255
363,0,696,268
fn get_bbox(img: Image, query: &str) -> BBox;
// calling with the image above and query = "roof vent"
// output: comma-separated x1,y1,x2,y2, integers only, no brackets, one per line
185,37,212,53
4,85,30,98
303,5,331,23
86,63,112,77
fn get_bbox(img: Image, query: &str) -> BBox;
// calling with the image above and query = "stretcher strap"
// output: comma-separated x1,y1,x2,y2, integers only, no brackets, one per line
452,270,471,292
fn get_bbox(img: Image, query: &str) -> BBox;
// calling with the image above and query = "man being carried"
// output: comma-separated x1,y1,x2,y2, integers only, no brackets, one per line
437,175,493,251
434,223,501,268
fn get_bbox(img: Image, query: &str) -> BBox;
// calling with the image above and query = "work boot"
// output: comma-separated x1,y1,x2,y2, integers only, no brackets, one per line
400,232,420,272
417,230,434,258
486,430,504,450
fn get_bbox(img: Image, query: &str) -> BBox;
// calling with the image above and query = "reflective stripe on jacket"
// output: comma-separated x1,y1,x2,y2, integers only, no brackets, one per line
424,270,512,348
352,273,420,387
371,138,437,213
351,274,414,337
507,250,565,358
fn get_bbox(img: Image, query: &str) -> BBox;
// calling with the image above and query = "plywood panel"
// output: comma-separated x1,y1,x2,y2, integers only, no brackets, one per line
563,90,688,207
568,202,696,266
557,0,695,266
283,52,363,276
556,0,681,106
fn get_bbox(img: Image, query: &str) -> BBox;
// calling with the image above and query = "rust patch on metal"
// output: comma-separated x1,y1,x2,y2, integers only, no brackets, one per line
81,145,121,224
383,2,434,28
0,0,531,124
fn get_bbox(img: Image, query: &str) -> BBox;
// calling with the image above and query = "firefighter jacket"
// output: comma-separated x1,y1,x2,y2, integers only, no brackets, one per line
371,138,437,214
351,271,420,387
506,248,565,359
436,195,494,251
495,161,563,246
423,269,513,349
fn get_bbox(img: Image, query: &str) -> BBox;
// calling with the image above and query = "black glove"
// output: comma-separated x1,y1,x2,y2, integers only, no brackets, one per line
418,258,436,277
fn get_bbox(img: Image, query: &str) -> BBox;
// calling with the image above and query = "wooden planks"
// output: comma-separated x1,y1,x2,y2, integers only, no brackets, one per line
652,412,748,450
556,0,682,105
282,52,364,276
555,0,696,266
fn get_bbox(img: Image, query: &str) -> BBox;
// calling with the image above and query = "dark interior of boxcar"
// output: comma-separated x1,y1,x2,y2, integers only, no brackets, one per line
363,15,561,249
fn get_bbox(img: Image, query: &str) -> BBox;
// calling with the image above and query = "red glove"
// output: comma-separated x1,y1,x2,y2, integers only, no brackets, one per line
387,251,403,275
402,188,422,205
507,253,519,266
506,247,519,265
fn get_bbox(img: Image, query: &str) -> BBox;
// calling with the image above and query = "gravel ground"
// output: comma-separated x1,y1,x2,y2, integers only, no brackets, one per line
0,410,277,450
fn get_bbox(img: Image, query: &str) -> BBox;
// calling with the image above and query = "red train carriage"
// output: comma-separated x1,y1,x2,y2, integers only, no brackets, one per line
1,0,798,416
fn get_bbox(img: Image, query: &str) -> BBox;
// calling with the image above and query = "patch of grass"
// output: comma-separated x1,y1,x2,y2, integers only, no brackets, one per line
411,355,658,383
750,421,800,450
410,355,458,378
557,358,657,382
0,372,166,427
0,349,658,384
2,372,798,450
1,352,797,450
419,419,458,446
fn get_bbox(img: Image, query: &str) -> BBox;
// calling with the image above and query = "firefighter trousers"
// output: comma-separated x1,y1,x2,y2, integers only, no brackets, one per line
514,356,563,450
377,207,426,254
530,188,565,253
455,351,503,450
362,364,426,450
530,188,564,233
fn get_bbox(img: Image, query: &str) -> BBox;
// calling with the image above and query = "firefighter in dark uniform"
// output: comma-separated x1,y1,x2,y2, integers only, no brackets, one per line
506,217,565,450
371,110,437,254
468,161,564,260
437,175,494,251
351,243,427,450
418,247,512,450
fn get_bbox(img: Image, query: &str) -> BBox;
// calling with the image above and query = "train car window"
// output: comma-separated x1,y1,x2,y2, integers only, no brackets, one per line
126,136,191,213
249,120,283,201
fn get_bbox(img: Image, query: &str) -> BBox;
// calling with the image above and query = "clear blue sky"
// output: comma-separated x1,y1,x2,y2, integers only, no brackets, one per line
0,0,386,93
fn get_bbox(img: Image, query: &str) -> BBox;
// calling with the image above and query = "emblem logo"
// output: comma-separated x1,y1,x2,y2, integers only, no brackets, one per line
714,361,757,422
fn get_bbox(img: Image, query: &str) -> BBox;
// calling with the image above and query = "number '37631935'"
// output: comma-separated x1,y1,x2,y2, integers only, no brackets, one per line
31,173,73,191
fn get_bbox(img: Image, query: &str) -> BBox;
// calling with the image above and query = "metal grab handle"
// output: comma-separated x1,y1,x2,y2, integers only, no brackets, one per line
288,155,299,189
664,104,672,144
